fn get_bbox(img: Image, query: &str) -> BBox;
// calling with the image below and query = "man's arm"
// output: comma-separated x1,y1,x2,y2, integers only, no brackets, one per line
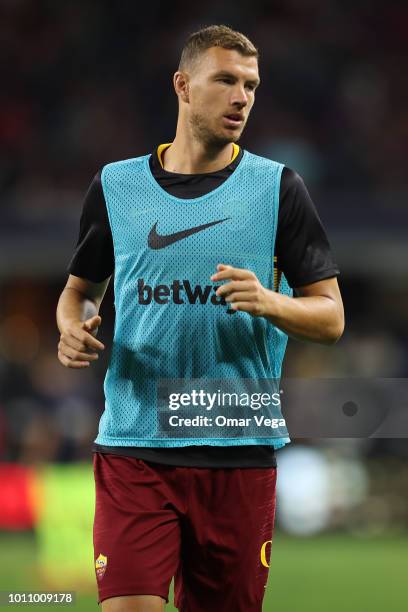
264,276,344,344
56,274,111,368
211,167,344,345
211,265,344,345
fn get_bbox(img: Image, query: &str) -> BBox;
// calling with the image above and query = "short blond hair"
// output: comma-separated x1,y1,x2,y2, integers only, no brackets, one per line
179,24,259,70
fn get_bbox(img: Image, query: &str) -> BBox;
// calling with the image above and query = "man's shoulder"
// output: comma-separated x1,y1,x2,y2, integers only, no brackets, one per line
101,153,150,178
243,149,285,174
242,152,307,195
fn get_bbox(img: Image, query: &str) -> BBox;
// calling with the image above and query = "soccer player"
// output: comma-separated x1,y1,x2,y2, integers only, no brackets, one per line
56,25,344,612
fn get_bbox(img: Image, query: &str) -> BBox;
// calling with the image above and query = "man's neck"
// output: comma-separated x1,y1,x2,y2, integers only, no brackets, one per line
162,136,234,175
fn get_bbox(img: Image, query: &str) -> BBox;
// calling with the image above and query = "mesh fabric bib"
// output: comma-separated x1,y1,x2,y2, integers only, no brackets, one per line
95,150,292,448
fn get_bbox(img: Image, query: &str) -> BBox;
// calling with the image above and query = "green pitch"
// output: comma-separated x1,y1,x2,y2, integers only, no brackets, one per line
0,531,406,611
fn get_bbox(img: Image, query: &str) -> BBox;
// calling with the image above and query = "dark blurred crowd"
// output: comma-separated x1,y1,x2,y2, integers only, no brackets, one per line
2,0,407,222
1,1,408,463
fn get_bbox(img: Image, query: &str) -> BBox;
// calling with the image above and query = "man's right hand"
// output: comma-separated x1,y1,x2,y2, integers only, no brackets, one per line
58,315,105,368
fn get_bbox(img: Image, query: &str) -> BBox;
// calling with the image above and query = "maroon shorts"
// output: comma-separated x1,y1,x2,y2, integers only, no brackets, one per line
93,452,277,611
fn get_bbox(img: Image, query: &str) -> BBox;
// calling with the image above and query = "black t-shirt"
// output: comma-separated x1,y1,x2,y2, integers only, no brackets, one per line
68,146,339,468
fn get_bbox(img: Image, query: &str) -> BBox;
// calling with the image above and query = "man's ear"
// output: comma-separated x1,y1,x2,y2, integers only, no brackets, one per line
174,71,190,103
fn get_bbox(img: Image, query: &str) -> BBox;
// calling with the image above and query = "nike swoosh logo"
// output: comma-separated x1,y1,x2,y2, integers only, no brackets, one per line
148,218,230,249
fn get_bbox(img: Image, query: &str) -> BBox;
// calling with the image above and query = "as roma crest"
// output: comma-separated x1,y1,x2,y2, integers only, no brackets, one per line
95,553,108,580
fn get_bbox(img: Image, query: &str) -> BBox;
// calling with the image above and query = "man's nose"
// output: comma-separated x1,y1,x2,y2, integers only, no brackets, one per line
231,85,248,107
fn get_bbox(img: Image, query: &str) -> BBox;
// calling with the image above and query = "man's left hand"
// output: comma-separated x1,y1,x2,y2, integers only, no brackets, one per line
210,263,271,317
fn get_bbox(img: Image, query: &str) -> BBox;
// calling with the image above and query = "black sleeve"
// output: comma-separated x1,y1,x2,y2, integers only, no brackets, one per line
67,170,114,282
275,167,340,289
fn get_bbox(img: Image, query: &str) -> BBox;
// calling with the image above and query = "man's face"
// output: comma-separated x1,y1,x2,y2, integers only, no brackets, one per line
184,47,260,147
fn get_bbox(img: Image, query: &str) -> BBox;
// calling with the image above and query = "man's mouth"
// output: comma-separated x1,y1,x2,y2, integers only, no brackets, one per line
223,113,244,127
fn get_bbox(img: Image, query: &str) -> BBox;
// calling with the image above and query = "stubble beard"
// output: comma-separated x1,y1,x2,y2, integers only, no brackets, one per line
189,111,244,150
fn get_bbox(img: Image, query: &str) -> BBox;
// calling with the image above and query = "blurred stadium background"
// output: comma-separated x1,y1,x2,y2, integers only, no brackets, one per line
0,1,407,610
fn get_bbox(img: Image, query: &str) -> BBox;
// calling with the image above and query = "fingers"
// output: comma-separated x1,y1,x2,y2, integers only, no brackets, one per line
58,319,105,369
224,291,254,303
225,296,263,315
227,302,255,313
211,266,264,316
70,326,105,351
211,264,256,282
59,341,99,362
61,333,88,352
58,349,90,368
215,280,255,297
83,315,102,331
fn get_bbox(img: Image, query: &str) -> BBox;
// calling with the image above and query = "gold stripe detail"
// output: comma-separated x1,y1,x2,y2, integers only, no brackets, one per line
273,256,282,292
157,143,172,168
156,143,240,169
231,143,240,162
